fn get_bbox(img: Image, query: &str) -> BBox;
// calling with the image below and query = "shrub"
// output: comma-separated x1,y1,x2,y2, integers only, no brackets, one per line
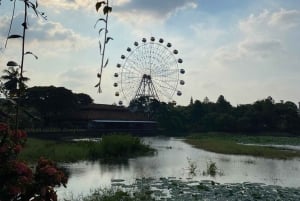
89,134,153,159
0,123,67,201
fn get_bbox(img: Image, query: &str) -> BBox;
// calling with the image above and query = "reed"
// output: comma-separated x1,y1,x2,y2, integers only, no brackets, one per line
19,134,154,162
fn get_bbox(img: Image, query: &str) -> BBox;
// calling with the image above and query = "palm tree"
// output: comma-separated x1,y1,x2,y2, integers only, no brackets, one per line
1,67,29,98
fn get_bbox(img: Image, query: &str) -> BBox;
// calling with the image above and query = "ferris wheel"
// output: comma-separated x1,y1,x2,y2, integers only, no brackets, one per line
113,37,185,105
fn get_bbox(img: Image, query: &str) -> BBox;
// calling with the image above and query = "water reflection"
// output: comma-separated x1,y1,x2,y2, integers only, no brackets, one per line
57,137,300,199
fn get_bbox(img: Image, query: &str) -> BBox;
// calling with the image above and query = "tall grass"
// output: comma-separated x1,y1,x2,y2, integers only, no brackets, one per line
19,134,155,162
185,133,300,159
89,134,154,159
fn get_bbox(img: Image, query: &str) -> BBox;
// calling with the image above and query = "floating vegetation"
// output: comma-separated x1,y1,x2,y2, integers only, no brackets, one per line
77,177,300,201
243,158,256,164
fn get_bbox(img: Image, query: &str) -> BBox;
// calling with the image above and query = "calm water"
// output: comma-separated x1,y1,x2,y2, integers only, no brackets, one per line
57,137,300,199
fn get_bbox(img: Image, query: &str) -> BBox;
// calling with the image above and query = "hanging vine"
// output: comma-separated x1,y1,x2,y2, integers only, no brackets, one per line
94,0,113,93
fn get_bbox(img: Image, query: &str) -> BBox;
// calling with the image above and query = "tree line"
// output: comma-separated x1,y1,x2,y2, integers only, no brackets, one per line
1,84,299,135
0,86,93,128
130,95,300,135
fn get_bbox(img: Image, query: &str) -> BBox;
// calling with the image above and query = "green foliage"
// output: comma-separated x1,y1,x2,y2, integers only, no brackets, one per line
19,138,90,162
89,134,154,159
145,96,300,135
186,133,300,159
1,0,46,130
1,67,29,98
204,160,218,177
81,189,132,201
186,157,197,176
20,86,93,127
20,134,155,162
0,123,67,201
73,187,154,201
94,0,112,93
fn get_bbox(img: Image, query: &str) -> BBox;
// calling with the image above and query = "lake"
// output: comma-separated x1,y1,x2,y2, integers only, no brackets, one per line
57,137,300,199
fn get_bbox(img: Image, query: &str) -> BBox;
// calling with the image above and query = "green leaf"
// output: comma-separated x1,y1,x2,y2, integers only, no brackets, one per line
22,22,28,29
27,1,38,16
94,18,106,28
104,58,109,68
96,1,106,12
98,41,102,54
103,6,112,14
98,28,108,35
8,35,22,39
105,37,113,44
7,61,19,67
24,51,38,59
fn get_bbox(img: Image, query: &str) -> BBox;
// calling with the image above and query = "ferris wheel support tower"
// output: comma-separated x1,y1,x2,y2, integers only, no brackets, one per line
135,74,159,100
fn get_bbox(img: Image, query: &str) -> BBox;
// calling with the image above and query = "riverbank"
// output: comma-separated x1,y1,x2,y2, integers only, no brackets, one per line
20,134,155,162
185,133,300,159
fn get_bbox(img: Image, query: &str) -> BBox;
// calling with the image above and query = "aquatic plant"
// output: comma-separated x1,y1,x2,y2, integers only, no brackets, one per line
205,160,217,176
20,134,155,162
89,134,155,159
202,160,224,177
186,157,197,176
72,177,300,201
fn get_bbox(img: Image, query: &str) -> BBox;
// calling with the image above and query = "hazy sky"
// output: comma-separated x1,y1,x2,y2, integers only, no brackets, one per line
0,0,299,106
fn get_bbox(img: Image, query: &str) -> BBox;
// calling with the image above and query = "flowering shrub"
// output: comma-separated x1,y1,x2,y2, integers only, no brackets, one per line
0,123,67,201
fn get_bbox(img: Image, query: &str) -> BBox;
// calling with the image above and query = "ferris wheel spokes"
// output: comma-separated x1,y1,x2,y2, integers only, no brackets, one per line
114,37,185,105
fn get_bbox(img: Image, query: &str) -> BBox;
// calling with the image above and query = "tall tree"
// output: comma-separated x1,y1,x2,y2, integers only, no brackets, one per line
216,95,232,113
1,67,29,99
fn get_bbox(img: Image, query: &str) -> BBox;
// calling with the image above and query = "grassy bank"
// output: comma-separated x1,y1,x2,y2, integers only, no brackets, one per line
185,133,300,159
19,134,155,162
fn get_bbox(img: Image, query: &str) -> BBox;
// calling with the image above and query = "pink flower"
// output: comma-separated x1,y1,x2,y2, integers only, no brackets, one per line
0,122,8,132
44,166,58,176
13,161,33,176
14,144,22,153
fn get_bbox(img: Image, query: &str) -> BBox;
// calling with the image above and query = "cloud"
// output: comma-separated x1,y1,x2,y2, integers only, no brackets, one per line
59,67,96,89
38,0,198,17
239,9,300,36
38,0,92,11
56,66,116,104
238,39,283,59
112,0,198,28
269,9,300,29
190,23,226,47
0,13,94,57
213,9,298,64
